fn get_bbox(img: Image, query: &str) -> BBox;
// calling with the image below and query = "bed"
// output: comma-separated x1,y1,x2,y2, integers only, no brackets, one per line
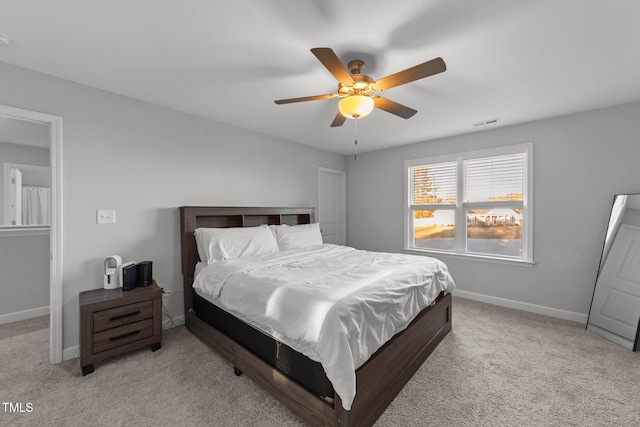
179,206,454,427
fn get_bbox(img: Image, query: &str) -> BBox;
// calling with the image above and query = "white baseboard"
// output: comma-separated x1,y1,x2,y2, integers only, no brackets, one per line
452,289,588,324
0,305,49,325
63,345,79,361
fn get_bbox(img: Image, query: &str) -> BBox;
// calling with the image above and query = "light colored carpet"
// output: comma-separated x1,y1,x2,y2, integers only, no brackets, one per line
1,297,639,426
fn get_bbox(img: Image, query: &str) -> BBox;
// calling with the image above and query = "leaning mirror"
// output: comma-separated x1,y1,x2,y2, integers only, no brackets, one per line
587,194,640,351
0,115,50,228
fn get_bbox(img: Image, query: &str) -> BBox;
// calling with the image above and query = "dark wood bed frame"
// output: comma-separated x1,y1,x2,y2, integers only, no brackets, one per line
179,206,452,427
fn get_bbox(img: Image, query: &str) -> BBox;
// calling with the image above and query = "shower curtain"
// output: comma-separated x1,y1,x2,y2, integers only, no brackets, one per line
21,185,50,225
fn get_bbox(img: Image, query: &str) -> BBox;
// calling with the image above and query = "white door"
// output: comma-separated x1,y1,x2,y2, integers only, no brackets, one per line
589,224,640,345
10,167,22,225
318,168,346,245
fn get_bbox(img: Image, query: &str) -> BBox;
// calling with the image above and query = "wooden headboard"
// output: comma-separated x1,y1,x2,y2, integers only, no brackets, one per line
179,206,315,314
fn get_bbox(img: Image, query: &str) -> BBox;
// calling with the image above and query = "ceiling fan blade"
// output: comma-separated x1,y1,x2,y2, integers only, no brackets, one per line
373,57,446,91
330,112,347,127
311,48,355,85
373,96,417,119
274,94,337,105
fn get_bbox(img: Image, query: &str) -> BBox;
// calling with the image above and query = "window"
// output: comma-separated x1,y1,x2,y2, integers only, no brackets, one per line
405,143,533,263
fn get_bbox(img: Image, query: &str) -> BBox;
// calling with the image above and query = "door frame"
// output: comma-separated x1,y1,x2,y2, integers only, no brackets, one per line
318,167,346,245
0,104,63,364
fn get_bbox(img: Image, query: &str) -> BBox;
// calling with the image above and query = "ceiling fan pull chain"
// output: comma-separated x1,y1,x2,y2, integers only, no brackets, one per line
354,118,358,160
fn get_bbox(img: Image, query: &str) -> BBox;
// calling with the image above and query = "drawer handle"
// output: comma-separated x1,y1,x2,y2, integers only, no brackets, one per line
109,310,141,322
109,330,140,342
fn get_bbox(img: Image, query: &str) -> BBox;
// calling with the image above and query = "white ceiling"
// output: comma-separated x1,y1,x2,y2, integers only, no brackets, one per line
1,0,639,155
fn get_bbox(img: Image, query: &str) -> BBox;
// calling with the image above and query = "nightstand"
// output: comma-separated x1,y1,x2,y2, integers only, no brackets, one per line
80,281,162,376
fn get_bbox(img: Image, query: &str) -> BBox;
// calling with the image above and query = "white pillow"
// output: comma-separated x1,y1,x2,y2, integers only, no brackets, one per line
195,225,279,264
270,223,323,250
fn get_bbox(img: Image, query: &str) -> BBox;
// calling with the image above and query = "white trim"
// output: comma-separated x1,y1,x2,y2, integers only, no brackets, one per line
49,115,63,364
586,323,634,350
0,305,49,325
405,143,533,166
0,104,63,364
404,248,535,267
63,345,79,361
453,289,588,324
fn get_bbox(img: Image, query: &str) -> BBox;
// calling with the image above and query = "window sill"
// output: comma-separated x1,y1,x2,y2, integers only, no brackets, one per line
403,247,535,267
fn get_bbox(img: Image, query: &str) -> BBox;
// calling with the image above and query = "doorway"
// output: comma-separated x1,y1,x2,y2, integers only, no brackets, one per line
318,167,346,245
0,104,63,364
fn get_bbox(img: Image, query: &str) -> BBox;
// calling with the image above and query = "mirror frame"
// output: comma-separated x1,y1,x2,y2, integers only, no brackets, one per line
587,193,640,351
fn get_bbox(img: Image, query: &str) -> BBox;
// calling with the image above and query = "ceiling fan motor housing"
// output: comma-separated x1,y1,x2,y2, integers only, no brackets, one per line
339,74,375,97
348,59,365,75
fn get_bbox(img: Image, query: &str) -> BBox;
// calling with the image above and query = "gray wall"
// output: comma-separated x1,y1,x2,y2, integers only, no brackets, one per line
346,100,640,320
4,51,639,355
0,61,346,356
0,233,50,318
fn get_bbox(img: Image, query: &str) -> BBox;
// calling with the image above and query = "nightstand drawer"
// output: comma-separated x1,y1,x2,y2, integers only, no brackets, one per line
93,319,154,354
80,282,162,375
93,300,153,332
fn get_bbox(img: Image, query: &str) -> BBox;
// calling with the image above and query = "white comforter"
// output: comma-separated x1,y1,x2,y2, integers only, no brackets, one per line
193,244,455,410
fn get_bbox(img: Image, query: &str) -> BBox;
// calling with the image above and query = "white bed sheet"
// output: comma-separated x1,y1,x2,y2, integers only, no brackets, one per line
193,244,455,410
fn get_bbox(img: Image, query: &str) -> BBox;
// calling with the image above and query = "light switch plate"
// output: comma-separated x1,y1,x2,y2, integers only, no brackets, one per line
96,210,116,224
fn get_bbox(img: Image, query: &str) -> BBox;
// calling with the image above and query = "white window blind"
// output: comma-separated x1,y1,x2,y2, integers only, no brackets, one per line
465,154,524,203
411,161,456,205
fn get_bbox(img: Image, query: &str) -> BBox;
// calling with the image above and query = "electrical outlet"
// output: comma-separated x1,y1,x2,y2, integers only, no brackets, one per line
96,210,116,224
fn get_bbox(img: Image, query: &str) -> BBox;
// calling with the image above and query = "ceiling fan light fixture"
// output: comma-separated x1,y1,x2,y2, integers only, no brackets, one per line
274,48,446,127
338,95,374,119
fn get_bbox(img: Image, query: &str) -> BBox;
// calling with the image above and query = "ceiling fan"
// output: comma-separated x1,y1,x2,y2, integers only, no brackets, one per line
274,47,446,127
